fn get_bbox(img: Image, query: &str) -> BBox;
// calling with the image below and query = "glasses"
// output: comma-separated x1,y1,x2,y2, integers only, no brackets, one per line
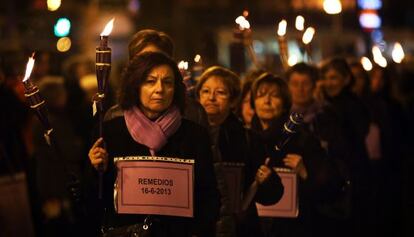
199,88,229,99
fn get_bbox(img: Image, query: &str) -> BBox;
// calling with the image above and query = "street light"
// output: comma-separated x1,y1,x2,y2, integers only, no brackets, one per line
323,0,342,15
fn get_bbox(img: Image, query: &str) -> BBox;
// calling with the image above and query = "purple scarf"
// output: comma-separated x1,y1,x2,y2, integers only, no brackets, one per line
124,106,182,156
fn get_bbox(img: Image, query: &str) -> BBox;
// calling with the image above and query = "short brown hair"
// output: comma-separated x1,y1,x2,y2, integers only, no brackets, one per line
128,29,174,59
118,52,185,112
250,73,292,113
195,66,241,105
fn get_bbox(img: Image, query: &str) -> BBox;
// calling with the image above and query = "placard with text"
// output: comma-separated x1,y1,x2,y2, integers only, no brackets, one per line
256,168,298,218
115,156,194,217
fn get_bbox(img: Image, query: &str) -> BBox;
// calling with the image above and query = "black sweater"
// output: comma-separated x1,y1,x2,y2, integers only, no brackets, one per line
86,116,219,237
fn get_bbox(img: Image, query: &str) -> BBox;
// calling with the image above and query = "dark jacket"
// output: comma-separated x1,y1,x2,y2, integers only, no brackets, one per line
212,113,283,237
251,113,333,237
85,116,219,237
325,90,370,180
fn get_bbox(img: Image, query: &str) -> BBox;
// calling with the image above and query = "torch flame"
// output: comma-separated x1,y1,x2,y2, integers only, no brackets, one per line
288,54,298,67
178,60,189,71
100,18,115,36
295,15,305,31
194,54,201,63
23,53,35,82
302,27,315,45
392,42,405,64
361,57,373,71
235,16,250,30
372,45,387,68
277,20,287,36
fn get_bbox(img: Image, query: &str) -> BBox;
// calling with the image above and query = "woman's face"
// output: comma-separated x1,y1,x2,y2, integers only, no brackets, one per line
254,82,284,122
288,72,314,107
199,76,231,122
321,68,350,97
241,91,255,126
139,64,175,119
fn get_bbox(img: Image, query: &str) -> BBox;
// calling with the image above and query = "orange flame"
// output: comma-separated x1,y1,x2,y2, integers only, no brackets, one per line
23,53,35,82
277,20,287,36
100,18,115,36
302,27,315,44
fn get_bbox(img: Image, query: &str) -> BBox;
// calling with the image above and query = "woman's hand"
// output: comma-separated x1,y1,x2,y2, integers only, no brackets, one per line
255,158,272,184
88,138,108,171
283,154,308,180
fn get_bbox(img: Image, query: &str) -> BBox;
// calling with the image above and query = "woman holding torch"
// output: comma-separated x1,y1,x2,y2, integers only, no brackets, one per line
87,52,219,237
196,66,283,237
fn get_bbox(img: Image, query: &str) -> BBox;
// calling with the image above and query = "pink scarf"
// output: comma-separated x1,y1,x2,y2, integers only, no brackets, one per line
124,106,182,156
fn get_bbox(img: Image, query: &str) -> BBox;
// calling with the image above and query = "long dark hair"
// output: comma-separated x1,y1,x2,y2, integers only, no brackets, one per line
118,52,185,112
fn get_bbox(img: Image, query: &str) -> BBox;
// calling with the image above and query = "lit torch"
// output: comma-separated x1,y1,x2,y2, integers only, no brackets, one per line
277,19,289,71
372,45,387,68
302,27,315,63
95,18,114,199
392,42,405,64
234,14,259,68
94,18,114,135
22,53,53,146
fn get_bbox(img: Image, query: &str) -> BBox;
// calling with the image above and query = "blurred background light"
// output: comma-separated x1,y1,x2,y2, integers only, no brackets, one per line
56,37,71,52
54,18,71,37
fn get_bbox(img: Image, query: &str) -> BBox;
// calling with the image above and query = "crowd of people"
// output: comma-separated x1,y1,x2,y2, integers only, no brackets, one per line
1,28,413,237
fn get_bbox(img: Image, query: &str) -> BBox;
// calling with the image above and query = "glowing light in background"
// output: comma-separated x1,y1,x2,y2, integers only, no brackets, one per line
302,27,315,45
178,61,189,71
288,54,298,66
361,57,373,71
56,37,71,52
358,0,382,10
372,45,387,68
54,18,71,37
392,42,405,63
194,54,201,63
235,16,250,30
277,20,287,36
47,0,61,11
323,0,342,14
359,11,382,29
295,15,305,31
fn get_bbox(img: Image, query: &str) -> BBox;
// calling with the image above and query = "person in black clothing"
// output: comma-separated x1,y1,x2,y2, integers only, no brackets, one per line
317,57,371,236
250,73,333,237
196,66,283,237
87,52,219,236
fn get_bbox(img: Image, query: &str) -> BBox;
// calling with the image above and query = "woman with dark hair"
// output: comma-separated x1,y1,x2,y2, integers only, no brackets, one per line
196,66,283,237
105,29,208,128
87,52,219,237
250,73,331,237
128,29,174,59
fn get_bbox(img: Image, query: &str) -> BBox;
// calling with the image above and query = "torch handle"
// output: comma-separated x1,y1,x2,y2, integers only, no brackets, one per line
241,180,259,211
277,37,289,71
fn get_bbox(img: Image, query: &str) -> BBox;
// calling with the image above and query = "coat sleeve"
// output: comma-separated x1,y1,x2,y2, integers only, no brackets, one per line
246,130,284,206
191,125,220,237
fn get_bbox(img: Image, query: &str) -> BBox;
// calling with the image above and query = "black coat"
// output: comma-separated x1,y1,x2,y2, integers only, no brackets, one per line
212,113,284,237
85,116,219,237
251,113,334,237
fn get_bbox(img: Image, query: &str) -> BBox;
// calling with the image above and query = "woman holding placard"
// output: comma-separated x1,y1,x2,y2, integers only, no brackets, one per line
87,52,219,237
196,66,284,237
250,73,331,237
